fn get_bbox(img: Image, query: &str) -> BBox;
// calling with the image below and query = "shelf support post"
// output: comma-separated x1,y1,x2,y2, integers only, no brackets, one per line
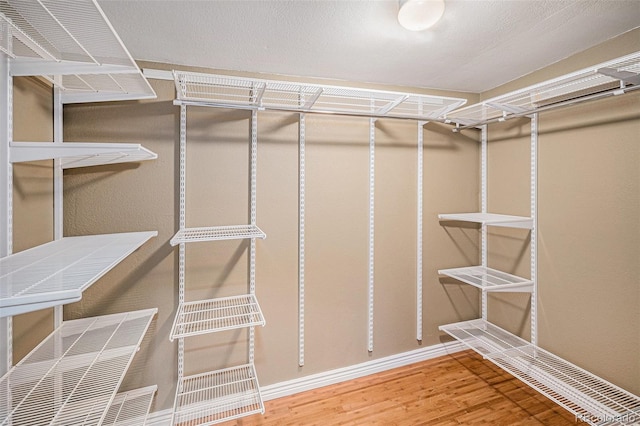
298,112,306,367
0,51,13,378
177,103,187,384
249,110,258,363
367,117,375,353
530,114,538,346
480,125,488,321
416,121,425,342
53,87,64,327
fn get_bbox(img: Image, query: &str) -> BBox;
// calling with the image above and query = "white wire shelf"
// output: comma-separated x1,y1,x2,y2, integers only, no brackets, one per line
438,212,533,229
0,308,158,426
172,363,264,426
0,231,157,317
440,319,640,426
9,142,157,168
439,266,533,292
0,0,156,103
170,294,265,341
170,225,266,246
69,385,157,426
102,386,157,426
447,51,640,127
173,70,466,121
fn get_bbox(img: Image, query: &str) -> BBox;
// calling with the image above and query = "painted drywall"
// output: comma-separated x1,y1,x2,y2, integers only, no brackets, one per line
61,67,480,411
11,77,54,362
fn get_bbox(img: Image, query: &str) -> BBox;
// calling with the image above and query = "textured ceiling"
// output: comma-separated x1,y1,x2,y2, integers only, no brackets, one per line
98,0,640,93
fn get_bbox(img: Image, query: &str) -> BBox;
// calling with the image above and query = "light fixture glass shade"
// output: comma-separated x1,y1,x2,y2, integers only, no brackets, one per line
398,0,445,31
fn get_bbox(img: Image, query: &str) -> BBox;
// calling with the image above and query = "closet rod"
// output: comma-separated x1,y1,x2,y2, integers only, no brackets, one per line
452,84,640,131
172,100,451,124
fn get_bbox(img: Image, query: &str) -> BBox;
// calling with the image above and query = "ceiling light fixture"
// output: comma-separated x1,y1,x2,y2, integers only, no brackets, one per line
398,0,445,31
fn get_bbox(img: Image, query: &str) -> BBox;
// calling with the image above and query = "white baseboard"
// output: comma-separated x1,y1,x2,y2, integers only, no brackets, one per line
261,340,464,400
145,340,464,425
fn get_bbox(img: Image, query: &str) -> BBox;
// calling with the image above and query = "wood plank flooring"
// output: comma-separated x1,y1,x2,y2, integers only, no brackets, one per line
225,350,577,425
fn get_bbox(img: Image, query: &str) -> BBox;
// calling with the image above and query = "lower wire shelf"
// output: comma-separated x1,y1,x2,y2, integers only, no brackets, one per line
85,385,157,426
172,363,264,426
440,319,640,425
0,309,158,426
170,294,266,341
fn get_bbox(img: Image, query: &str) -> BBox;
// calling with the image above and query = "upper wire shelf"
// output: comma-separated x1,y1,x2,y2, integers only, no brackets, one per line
173,70,467,121
440,319,640,426
0,308,158,426
447,51,640,128
0,231,157,317
0,0,156,103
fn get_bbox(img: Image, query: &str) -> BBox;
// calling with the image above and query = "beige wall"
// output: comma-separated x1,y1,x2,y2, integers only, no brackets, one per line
11,77,54,362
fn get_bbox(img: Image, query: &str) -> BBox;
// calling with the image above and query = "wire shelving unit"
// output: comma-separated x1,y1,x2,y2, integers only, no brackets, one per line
165,68,470,411
173,363,263,426
170,294,265,341
0,0,156,103
440,51,640,426
0,309,157,426
170,225,265,246
0,2,159,425
170,72,269,423
0,231,157,317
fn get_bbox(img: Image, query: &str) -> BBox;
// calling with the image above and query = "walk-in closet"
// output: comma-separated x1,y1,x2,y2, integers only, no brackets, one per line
1,1,639,425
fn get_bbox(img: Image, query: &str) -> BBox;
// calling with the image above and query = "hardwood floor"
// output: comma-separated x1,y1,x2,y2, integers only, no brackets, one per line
225,350,577,425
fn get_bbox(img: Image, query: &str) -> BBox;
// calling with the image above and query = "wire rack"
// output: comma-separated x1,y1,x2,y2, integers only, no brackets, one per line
173,363,264,426
173,70,466,121
439,266,533,292
0,308,157,426
170,225,266,246
101,386,157,426
438,212,533,229
170,294,265,341
0,0,155,103
447,51,640,126
440,319,640,425
0,231,157,317
9,142,158,168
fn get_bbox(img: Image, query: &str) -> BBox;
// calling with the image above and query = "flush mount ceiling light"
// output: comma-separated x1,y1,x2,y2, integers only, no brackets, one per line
398,0,445,31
